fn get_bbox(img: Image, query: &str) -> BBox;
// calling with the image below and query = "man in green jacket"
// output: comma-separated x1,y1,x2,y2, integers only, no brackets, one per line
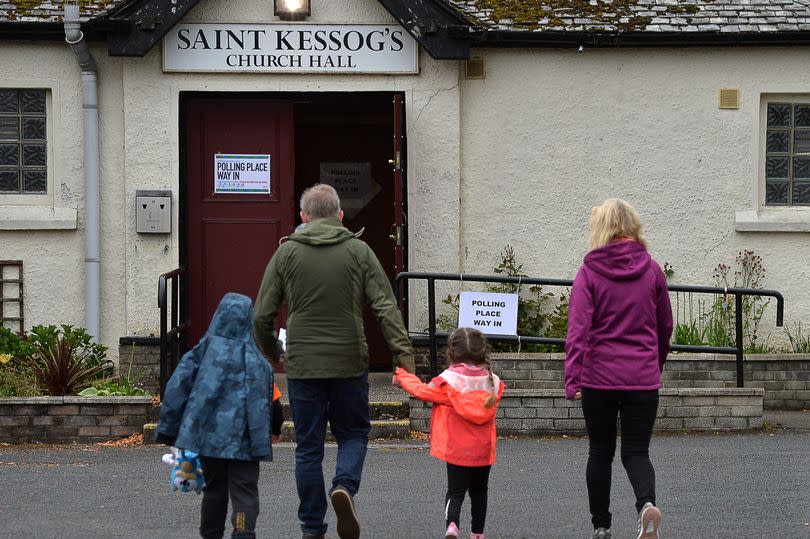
253,184,414,539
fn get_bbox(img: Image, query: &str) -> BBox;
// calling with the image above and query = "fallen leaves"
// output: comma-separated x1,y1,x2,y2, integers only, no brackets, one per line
96,433,143,447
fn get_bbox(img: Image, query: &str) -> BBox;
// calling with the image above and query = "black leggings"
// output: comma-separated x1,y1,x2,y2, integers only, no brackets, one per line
581,388,659,530
445,463,491,534
199,457,260,539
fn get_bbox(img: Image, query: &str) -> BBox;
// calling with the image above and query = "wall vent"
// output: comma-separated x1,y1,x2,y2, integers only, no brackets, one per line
719,88,740,109
464,57,485,79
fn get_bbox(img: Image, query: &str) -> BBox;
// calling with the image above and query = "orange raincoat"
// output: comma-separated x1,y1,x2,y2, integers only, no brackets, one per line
396,366,505,467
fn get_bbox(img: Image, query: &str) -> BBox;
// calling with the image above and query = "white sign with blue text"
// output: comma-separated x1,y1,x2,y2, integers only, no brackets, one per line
457,291,519,336
214,154,271,194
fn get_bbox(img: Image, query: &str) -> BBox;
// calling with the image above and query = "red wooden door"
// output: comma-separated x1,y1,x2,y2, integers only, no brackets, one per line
184,98,294,347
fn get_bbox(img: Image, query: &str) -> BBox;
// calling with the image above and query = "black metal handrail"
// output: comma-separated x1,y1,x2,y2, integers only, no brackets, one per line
158,266,187,397
395,271,784,386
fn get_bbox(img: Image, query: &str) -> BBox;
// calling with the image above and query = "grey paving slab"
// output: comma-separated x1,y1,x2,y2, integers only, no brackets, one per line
0,430,808,538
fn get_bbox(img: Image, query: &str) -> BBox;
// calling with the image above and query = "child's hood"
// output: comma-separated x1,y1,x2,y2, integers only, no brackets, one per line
206,292,254,341
439,363,502,394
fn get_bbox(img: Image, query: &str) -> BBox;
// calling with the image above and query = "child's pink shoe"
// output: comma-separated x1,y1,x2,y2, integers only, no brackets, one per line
470,534,485,539
444,522,460,539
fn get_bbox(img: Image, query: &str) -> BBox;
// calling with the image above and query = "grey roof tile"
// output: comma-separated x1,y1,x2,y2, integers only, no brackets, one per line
1,0,126,22
449,0,810,32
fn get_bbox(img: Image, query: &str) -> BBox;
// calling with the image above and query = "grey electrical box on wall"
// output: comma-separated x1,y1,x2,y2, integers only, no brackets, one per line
136,190,172,233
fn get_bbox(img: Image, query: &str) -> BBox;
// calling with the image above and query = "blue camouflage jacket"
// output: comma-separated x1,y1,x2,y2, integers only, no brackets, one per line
155,293,274,461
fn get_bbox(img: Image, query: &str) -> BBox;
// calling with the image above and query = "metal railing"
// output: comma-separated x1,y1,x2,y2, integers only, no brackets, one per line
395,271,784,386
158,266,187,397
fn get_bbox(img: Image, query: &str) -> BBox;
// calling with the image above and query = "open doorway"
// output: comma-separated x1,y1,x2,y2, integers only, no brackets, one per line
293,92,405,371
180,91,406,372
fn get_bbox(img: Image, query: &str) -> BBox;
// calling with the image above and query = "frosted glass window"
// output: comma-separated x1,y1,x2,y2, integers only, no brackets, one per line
0,89,46,194
765,102,810,206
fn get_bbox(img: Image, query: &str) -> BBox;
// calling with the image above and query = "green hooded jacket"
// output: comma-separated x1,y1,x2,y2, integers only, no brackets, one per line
253,218,414,378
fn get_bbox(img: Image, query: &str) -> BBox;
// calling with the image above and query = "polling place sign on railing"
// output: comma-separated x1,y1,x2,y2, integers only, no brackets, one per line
395,271,784,385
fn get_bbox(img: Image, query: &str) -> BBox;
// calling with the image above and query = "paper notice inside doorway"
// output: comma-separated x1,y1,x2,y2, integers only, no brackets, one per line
319,162,381,219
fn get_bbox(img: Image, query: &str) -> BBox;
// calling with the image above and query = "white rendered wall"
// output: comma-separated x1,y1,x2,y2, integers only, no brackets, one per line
122,0,462,337
0,41,127,360
459,47,810,338
9,6,809,351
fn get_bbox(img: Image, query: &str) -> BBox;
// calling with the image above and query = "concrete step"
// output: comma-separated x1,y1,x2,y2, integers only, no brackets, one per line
278,419,410,443
273,373,407,405
279,401,408,421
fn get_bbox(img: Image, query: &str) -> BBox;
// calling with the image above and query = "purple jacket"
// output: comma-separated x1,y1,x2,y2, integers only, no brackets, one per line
565,240,673,399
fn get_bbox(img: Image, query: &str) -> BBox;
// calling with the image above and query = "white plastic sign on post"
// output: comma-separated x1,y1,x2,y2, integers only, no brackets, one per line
214,154,271,194
457,291,519,336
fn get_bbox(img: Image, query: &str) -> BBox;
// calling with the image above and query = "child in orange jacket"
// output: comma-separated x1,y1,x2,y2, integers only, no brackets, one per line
395,327,505,539
271,384,283,443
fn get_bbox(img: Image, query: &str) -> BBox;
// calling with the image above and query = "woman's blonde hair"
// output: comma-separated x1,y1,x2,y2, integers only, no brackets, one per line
588,198,647,250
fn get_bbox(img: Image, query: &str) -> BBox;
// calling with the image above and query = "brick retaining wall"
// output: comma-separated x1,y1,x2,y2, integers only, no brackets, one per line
408,388,764,435
0,396,157,444
118,337,161,394
479,353,808,410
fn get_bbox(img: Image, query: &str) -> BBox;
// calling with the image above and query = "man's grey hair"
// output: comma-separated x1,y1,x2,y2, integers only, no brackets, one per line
300,184,341,219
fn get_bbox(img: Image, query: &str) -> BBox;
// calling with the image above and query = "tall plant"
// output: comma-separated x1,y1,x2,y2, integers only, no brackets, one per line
26,325,114,396
711,251,770,352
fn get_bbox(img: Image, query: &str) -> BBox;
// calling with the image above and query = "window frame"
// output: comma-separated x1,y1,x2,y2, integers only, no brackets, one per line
732,93,810,233
762,98,810,207
0,85,53,206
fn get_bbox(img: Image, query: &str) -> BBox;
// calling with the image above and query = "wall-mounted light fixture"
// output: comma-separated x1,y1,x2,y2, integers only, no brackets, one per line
274,0,311,21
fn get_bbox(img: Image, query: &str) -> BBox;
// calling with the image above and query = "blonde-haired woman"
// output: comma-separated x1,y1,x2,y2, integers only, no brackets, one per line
565,198,673,539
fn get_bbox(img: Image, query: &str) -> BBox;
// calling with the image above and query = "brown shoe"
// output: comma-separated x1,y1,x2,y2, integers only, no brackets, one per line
330,486,361,539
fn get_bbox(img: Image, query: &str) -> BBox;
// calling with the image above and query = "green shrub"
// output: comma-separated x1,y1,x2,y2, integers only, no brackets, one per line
711,251,771,352
80,345,150,397
27,325,112,374
79,379,149,397
27,326,114,396
784,322,810,353
673,321,704,346
0,326,33,361
0,361,40,397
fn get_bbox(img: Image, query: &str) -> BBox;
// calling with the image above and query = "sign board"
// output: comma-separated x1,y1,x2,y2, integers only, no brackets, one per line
319,162,380,219
164,23,418,74
458,291,519,336
214,154,271,194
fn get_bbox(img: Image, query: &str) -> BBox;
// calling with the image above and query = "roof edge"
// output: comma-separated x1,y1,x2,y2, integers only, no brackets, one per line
475,29,810,48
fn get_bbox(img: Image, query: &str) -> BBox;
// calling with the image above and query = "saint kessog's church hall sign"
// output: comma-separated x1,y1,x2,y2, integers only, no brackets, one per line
163,23,418,74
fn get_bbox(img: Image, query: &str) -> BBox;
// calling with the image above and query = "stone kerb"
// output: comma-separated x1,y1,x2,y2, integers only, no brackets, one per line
408,388,764,435
0,396,156,444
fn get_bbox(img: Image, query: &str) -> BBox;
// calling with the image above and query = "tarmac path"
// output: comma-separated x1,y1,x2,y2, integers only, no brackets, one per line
1,429,808,538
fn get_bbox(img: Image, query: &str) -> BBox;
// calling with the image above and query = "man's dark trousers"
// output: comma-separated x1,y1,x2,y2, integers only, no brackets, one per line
288,371,370,536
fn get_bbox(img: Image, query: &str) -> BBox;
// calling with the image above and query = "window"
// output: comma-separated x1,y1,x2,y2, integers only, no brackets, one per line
765,101,810,206
0,89,47,194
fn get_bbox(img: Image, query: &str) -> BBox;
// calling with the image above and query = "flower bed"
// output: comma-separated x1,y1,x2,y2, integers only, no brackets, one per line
0,396,157,444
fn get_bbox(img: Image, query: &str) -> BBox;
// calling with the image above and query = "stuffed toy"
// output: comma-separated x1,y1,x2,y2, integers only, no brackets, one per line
161,447,205,494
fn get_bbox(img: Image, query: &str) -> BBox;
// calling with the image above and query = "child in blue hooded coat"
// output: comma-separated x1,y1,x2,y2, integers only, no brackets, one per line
155,292,276,539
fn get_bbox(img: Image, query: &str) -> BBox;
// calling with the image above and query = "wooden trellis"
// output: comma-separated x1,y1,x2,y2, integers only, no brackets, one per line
0,260,23,333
